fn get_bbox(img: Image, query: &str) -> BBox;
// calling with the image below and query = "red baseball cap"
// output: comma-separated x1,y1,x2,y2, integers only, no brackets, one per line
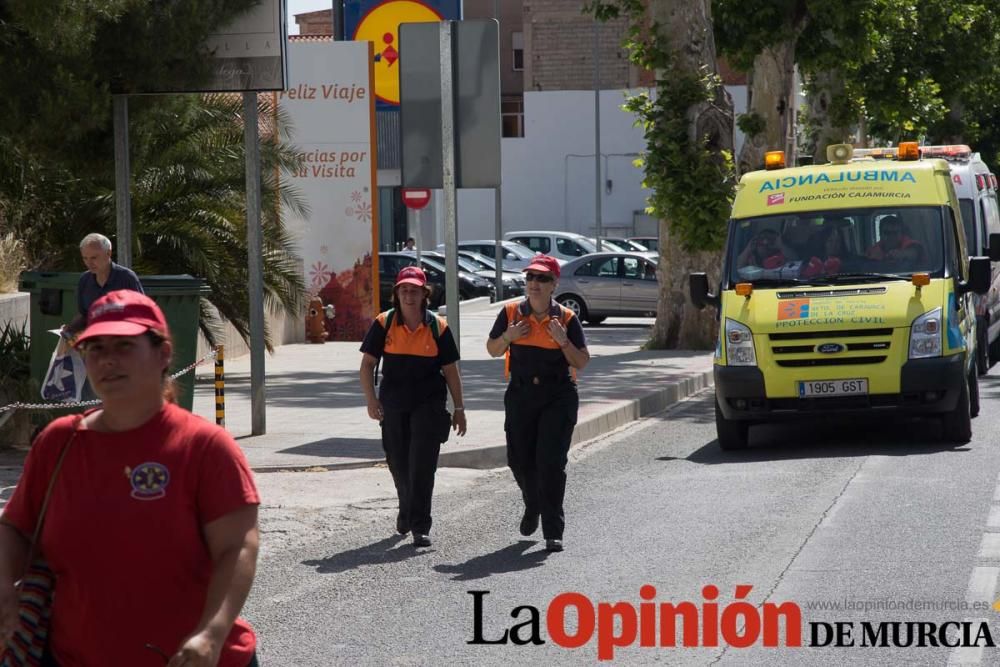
75,290,170,346
523,254,561,279
395,266,427,288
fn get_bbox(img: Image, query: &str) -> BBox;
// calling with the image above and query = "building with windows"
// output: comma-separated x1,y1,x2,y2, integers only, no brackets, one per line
291,2,747,248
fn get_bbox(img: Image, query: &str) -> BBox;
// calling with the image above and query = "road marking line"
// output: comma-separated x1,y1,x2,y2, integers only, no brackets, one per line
977,534,1000,559
966,567,999,605
989,506,1000,529
947,619,987,665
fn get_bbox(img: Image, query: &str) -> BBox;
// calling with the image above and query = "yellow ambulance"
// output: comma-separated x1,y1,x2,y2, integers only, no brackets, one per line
690,142,992,449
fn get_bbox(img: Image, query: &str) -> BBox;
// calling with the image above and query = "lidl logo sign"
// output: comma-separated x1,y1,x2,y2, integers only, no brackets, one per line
345,0,460,106
778,299,810,320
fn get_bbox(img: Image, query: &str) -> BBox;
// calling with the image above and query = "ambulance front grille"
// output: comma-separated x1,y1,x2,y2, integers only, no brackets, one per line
769,328,893,367
768,328,893,340
775,356,887,367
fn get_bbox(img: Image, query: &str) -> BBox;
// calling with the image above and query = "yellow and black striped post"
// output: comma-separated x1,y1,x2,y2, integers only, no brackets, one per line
214,345,225,427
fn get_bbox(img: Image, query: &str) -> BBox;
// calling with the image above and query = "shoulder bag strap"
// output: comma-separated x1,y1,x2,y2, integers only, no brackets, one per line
22,420,79,573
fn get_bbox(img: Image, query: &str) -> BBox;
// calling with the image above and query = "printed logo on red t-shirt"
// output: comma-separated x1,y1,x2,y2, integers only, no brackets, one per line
127,462,170,500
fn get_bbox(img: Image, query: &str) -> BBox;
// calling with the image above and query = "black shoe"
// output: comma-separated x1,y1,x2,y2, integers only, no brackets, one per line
396,511,409,535
413,533,432,547
545,539,563,552
519,510,539,537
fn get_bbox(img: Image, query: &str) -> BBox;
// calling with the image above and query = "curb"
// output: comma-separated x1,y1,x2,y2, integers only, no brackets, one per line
434,369,715,470
249,369,714,474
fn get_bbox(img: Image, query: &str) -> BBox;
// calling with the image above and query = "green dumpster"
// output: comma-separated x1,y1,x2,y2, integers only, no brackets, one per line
18,272,208,412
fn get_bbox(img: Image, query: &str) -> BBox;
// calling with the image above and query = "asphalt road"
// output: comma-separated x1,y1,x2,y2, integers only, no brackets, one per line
246,370,1000,666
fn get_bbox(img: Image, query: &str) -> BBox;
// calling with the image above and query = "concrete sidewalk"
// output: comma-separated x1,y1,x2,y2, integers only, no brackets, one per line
193,303,714,471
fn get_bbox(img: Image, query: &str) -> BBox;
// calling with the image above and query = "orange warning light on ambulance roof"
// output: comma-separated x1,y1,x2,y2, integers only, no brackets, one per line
764,151,785,170
897,142,920,161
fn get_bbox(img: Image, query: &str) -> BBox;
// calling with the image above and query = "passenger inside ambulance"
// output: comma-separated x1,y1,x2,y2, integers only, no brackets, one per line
866,215,926,264
800,221,858,277
736,228,785,269
780,217,819,260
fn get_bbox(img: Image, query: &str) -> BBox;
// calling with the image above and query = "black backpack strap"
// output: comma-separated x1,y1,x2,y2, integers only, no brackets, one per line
374,309,395,387
427,311,440,340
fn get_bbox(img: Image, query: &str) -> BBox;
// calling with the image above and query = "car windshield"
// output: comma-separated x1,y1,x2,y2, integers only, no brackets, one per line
502,242,536,260
420,252,487,274
620,239,648,251
460,253,499,271
726,207,946,286
596,239,626,252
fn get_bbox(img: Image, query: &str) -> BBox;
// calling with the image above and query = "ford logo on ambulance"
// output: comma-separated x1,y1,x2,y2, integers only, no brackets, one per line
816,343,845,354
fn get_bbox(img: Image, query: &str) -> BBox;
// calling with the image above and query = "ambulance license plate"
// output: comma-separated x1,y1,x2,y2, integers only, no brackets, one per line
798,378,868,397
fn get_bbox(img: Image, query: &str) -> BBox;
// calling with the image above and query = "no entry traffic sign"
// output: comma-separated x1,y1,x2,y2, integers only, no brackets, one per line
401,188,431,210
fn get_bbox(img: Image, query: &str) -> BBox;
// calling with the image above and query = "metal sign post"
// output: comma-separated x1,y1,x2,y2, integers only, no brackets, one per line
113,96,133,267
593,19,602,251
244,92,266,435
493,0,503,298
399,18,501,354
440,21,460,353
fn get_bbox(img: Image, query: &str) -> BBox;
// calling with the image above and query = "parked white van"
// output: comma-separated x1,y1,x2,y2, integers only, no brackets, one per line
925,145,1000,374
503,230,597,263
856,144,1000,374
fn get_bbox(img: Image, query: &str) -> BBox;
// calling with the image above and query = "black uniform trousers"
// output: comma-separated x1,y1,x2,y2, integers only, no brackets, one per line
504,376,579,540
381,400,445,535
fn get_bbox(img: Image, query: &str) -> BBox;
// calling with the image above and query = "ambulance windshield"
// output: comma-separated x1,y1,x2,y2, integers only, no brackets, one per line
728,207,946,285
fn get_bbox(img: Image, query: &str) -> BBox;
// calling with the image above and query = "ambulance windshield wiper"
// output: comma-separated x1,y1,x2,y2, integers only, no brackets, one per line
823,272,909,283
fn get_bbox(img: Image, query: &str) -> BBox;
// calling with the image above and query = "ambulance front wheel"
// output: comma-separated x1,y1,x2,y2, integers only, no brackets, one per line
940,374,972,444
715,398,750,450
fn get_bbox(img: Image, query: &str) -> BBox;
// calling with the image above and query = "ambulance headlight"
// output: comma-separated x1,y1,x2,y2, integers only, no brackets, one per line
725,319,757,366
909,307,942,359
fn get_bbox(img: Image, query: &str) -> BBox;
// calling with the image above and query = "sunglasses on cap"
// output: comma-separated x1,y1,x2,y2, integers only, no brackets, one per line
524,273,554,283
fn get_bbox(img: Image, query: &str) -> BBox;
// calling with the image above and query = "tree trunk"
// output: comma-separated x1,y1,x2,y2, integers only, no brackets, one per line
652,222,722,349
648,0,732,350
737,42,796,174
804,69,850,164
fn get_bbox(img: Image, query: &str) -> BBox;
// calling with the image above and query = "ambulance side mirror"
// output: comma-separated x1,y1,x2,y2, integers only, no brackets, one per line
689,273,720,309
964,257,991,295
989,233,1000,262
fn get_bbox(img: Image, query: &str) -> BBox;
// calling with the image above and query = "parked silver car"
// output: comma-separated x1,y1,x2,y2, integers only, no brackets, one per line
555,252,659,324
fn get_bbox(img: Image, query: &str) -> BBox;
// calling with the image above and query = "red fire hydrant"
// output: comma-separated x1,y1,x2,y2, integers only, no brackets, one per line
306,297,328,344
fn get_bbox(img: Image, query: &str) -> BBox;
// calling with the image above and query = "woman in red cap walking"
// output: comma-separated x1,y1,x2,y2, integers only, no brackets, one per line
360,266,467,547
486,254,590,552
0,290,260,666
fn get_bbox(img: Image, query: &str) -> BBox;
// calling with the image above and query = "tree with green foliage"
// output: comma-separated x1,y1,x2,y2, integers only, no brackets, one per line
715,0,1000,163
715,0,879,165
587,0,734,349
0,0,306,348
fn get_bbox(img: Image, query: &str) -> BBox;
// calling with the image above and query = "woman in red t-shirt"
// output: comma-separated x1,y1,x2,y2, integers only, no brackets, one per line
0,290,260,667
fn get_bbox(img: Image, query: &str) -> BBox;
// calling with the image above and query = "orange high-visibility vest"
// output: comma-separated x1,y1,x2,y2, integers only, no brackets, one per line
503,301,578,381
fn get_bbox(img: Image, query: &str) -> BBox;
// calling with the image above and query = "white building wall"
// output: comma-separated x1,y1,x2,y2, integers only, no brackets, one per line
418,84,750,247
428,88,652,242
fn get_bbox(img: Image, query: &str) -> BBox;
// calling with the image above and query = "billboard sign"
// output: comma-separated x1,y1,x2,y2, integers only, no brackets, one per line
344,0,460,107
279,40,378,340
